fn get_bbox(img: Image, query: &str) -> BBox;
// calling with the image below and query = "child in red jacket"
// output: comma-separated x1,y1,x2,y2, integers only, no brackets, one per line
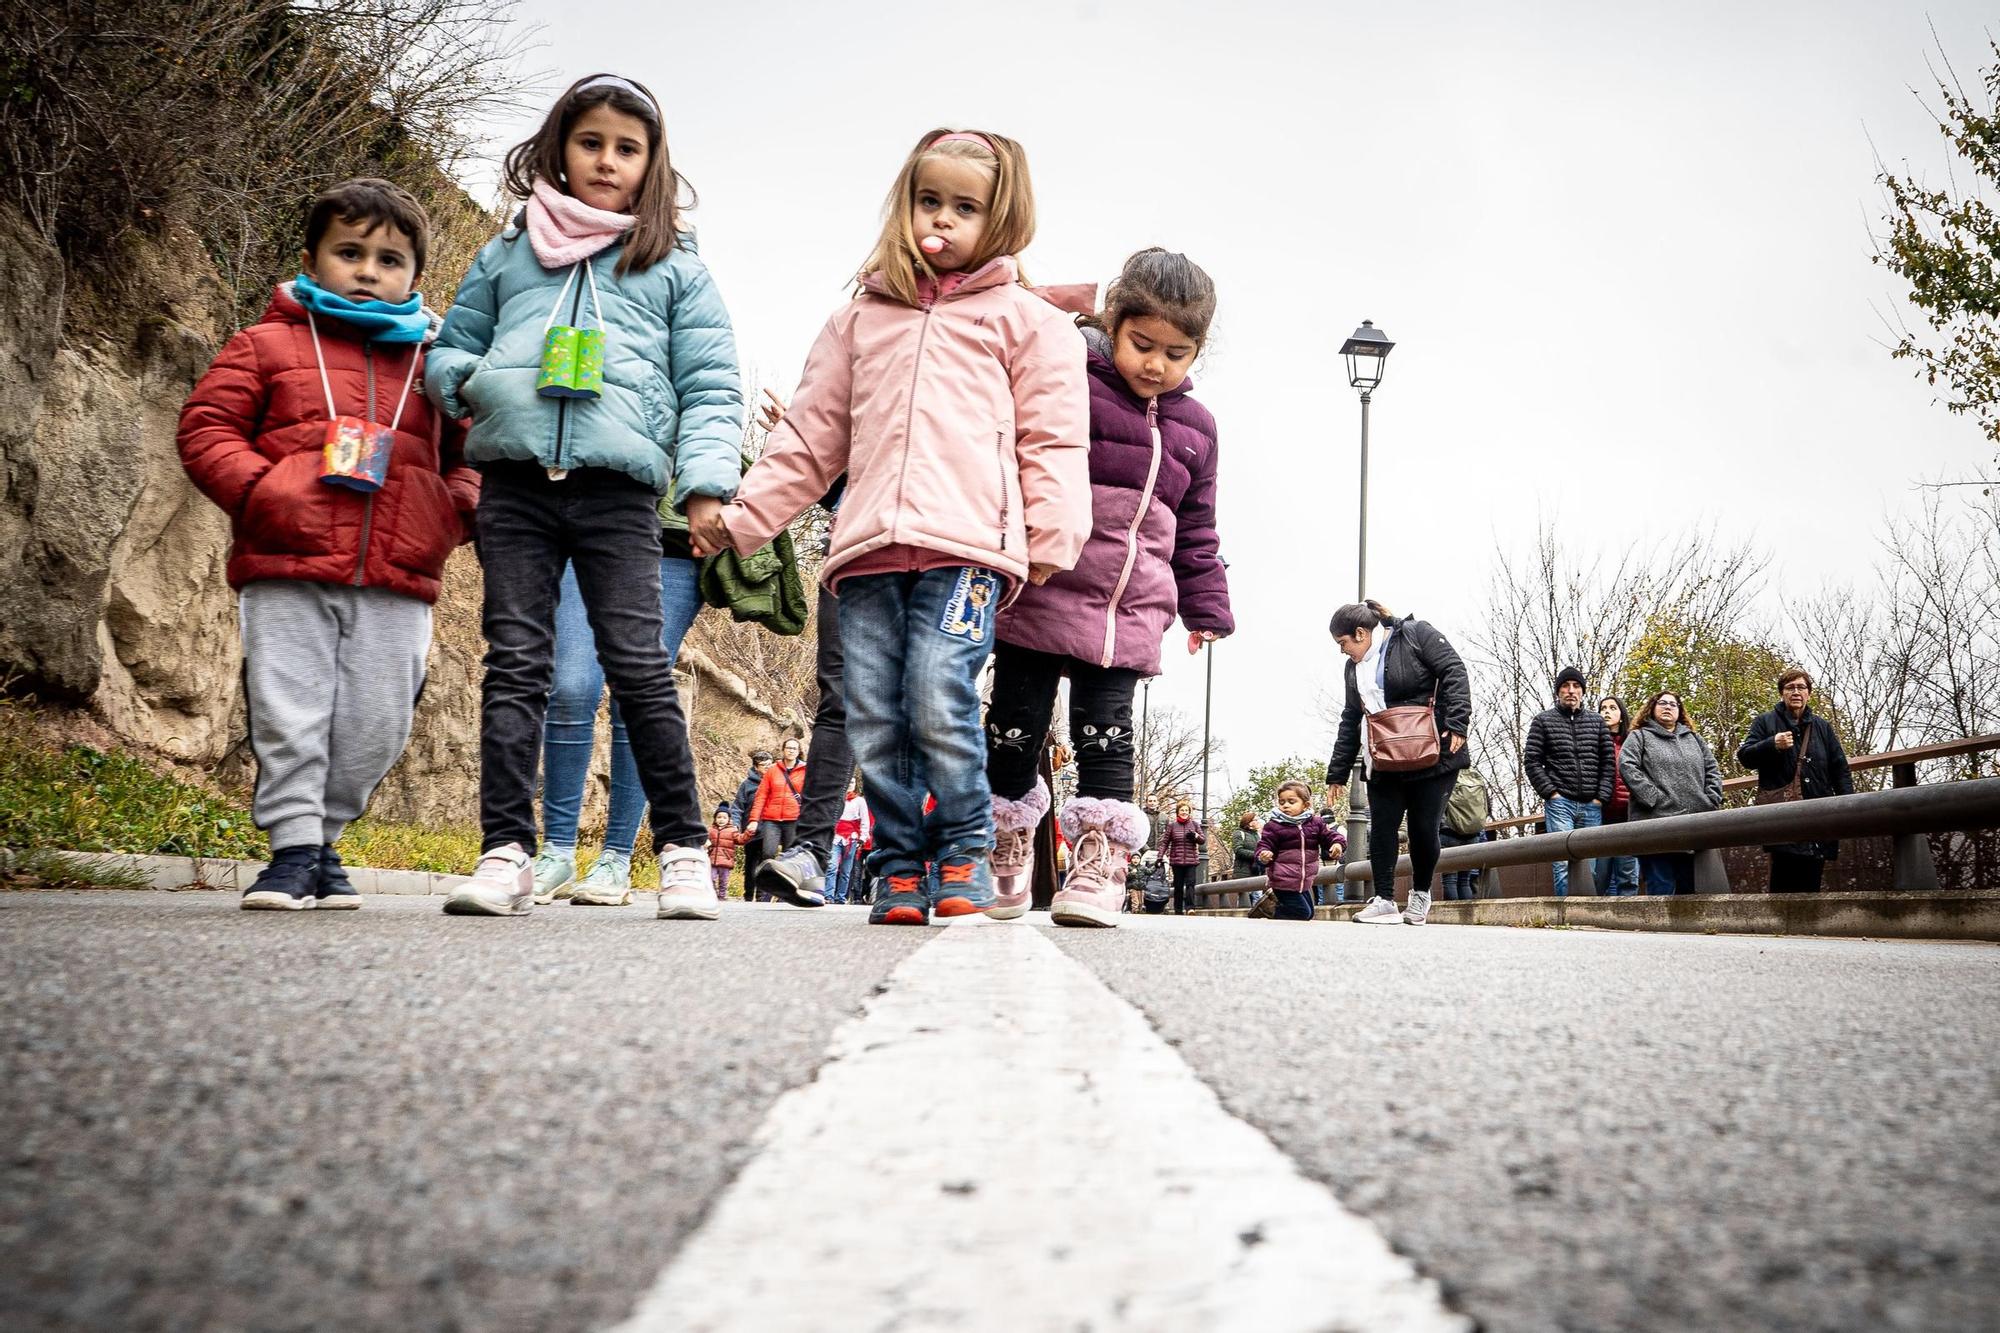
176,178,478,912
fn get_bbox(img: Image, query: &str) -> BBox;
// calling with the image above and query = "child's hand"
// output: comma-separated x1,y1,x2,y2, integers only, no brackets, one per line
687,495,731,558
1028,562,1059,585
757,387,788,433
1187,630,1220,655
1257,850,1273,863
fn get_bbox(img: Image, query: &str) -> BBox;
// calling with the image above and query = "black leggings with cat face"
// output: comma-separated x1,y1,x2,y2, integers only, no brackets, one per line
985,642,1141,802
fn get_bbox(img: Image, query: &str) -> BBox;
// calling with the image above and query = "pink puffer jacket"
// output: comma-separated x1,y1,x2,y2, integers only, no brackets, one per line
722,257,1091,592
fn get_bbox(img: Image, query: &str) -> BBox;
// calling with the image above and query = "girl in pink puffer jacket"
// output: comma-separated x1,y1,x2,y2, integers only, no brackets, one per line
699,127,1091,927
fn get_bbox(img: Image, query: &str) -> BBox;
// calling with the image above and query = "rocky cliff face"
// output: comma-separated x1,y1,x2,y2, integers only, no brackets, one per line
0,206,801,836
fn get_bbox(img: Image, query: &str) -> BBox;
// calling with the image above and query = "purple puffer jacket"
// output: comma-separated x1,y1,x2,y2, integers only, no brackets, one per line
995,326,1232,675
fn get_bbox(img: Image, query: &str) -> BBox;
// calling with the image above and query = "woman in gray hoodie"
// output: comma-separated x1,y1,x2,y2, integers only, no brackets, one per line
1619,691,1724,895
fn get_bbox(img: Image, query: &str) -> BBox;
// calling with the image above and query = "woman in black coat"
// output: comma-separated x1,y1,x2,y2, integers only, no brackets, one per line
1736,667,1853,892
1325,601,1473,926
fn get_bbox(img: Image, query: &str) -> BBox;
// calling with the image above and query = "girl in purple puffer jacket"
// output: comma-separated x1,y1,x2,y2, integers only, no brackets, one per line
982,249,1234,929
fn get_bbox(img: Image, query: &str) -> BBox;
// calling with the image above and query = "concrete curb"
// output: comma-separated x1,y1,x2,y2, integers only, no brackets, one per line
1195,891,2000,942
12,850,464,896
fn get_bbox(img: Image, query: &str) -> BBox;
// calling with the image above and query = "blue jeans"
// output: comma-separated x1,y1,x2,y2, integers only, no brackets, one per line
828,837,862,904
541,556,703,854
1543,796,1602,896
1642,853,1696,896
1593,854,1639,897
838,566,997,872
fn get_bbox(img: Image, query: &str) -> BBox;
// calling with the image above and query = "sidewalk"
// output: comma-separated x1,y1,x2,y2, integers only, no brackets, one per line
1195,889,2000,942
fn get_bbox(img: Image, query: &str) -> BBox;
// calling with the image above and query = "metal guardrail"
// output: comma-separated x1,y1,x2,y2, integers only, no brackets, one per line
1477,733,2000,839
1199,777,2000,903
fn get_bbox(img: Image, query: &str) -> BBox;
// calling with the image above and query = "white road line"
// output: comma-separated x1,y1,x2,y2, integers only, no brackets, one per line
607,919,1471,1333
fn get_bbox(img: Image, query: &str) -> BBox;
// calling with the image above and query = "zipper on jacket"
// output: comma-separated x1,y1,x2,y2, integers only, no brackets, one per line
994,428,1009,551
890,307,936,550
553,261,587,472
1100,397,1164,668
353,344,378,586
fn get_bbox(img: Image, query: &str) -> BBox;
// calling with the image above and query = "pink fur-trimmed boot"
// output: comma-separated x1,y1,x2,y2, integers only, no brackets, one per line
1050,798,1150,928
985,779,1050,921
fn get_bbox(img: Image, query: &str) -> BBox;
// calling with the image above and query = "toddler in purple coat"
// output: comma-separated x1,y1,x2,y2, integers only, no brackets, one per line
982,249,1234,928
1257,781,1342,921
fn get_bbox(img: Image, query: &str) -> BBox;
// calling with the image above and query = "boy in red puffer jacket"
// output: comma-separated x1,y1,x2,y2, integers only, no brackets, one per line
177,178,478,912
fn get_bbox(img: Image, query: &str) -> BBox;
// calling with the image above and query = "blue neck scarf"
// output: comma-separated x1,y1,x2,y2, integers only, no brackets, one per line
293,273,429,344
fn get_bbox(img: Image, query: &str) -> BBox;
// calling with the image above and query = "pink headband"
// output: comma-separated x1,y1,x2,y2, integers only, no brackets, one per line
930,131,998,154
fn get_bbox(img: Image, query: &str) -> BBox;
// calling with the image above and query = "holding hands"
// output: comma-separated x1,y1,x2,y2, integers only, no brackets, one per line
686,494,730,559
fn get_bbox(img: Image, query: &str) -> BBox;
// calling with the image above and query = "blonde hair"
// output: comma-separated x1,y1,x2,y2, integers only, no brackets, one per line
858,128,1036,308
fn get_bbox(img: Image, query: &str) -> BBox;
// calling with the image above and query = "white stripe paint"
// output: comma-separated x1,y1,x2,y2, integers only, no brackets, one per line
607,919,1471,1333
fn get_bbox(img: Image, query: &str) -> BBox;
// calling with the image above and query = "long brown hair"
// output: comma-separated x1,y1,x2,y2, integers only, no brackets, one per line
501,73,692,276
858,128,1036,308
1638,691,1691,733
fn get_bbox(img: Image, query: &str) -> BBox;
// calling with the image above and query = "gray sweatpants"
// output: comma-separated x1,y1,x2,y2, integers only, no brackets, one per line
240,581,431,851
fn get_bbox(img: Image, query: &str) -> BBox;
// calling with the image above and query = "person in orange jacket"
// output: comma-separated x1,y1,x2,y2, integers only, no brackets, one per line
748,737,808,899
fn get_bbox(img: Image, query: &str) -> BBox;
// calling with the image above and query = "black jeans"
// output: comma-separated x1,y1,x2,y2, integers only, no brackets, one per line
794,586,852,862
1366,769,1455,902
1769,850,1826,893
986,641,1141,801
1171,862,1200,915
475,464,703,854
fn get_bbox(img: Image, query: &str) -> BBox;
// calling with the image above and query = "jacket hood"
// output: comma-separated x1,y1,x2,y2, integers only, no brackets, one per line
266,280,444,345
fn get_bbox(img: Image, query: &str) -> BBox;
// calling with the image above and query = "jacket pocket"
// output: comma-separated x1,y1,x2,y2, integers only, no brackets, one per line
239,450,334,555
387,468,459,577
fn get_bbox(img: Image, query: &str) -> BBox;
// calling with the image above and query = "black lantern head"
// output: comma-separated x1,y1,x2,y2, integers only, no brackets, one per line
1340,319,1394,392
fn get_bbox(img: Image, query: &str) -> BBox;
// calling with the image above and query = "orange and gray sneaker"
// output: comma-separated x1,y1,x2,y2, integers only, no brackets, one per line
869,865,930,926
932,852,997,917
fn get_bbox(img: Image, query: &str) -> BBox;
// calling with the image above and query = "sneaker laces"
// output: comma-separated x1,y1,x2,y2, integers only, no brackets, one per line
939,861,975,887
992,825,1032,872
1067,830,1115,891
885,872,923,897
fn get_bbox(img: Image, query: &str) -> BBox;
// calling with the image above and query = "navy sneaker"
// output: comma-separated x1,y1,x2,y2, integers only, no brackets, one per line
755,845,827,908
242,847,320,911
868,865,929,926
315,845,362,910
932,850,997,917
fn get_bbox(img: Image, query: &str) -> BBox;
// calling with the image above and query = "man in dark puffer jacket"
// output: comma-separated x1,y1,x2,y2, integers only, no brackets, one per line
1523,666,1616,896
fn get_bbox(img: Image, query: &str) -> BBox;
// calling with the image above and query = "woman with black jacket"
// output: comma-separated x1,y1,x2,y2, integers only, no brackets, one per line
1736,668,1853,892
1325,601,1473,926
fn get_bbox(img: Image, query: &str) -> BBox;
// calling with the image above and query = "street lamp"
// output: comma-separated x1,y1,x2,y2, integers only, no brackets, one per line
1338,319,1394,884
1338,320,1394,599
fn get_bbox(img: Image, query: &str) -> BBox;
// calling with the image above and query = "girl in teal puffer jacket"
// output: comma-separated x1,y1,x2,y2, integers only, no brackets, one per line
425,73,744,921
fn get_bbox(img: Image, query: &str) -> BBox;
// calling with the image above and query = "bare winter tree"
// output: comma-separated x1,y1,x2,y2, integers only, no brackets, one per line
1463,519,1763,818
1875,489,2000,775
1133,704,1219,816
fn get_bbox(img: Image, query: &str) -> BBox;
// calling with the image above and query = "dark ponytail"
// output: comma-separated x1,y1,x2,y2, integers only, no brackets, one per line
1329,599,1397,638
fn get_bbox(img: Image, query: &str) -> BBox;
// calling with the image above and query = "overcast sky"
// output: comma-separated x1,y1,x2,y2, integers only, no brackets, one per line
471,0,1994,803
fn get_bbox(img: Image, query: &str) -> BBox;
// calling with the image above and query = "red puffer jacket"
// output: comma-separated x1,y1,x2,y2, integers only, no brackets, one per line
752,761,807,824
177,282,478,602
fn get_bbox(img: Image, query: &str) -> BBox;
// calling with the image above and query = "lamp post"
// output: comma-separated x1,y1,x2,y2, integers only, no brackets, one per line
1337,320,1394,881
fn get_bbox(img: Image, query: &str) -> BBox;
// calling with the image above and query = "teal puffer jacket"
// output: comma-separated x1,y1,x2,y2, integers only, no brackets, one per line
427,221,743,504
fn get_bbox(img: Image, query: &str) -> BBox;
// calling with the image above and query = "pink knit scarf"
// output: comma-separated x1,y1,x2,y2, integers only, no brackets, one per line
526,178,635,268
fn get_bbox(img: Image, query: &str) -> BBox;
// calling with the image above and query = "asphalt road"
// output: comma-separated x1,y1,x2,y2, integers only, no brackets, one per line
3,891,1995,1332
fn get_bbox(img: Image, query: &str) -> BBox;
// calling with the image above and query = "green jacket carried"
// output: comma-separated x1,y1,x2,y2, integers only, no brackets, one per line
699,529,807,636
